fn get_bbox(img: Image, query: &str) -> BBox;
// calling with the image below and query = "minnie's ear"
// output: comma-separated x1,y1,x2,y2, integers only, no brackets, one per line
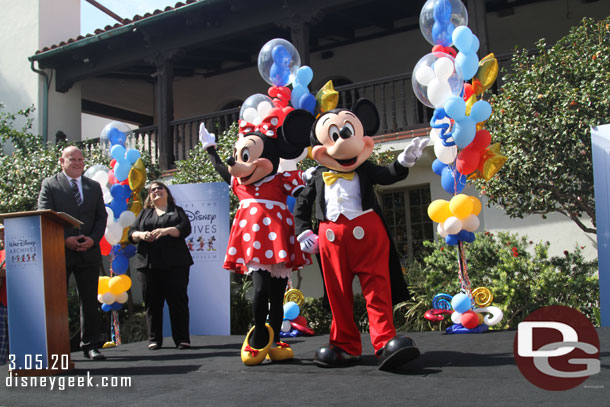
278,109,316,159
352,99,380,136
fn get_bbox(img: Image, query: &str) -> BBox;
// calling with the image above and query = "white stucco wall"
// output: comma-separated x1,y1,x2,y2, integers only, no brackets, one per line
0,0,81,142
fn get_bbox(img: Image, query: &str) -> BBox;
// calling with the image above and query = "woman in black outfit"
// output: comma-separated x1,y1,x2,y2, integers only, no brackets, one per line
128,181,194,350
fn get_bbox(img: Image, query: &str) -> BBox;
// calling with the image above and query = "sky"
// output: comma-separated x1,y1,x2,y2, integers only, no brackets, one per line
80,0,177,35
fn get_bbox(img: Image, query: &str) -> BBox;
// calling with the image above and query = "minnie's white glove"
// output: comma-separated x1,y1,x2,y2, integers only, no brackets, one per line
199,123,216,150
297,230,319,254
397,137,429,167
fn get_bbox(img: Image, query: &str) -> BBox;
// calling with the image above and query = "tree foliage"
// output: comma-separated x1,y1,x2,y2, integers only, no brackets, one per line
0,104,160,213
482,17,610,234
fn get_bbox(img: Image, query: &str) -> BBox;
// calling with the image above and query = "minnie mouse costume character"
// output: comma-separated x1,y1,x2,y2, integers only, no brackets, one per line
285,99,428,371
199,118,310,366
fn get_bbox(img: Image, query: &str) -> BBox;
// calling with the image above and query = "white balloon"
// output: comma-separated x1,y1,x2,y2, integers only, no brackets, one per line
428,78,452,108
101,292,116,305
444,217,463,235
434,139,458,164
116,292,129,304
462,214,480,232
105,223,123,245
281,319,292,333
437,222,449,238
257,101,273,119
92,171,109,186
97,294,104,303
118,211,136,228
475,306,504,326
451,311,462,325
415,65,435,86
434,57,456,80
242,107,258,124
103,190,113,204
105,207,115,224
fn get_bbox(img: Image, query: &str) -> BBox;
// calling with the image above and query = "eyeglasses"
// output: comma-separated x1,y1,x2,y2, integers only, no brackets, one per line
150,186,164,192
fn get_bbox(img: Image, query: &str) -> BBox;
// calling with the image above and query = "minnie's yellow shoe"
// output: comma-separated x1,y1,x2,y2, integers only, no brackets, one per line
241,324,274,366
267,341,294,361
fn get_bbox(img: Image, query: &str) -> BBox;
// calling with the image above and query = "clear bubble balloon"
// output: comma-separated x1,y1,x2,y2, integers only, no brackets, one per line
412,53,463,108
419,0,468,47
257,38,301,87
100,121,133,156
239,94,274,125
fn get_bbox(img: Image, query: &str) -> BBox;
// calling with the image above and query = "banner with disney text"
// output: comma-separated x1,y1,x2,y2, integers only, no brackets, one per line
592,124,610,327
168,182,231,335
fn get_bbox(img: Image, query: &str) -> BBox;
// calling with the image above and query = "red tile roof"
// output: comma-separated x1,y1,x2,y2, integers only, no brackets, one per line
35,0,199,55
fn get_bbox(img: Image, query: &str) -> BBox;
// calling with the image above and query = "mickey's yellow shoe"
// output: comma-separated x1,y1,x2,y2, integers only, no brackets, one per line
267,341,294,361
241,324,274,366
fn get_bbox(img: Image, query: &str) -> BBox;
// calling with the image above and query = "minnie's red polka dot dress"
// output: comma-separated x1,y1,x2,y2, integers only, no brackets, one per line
224,171,309,278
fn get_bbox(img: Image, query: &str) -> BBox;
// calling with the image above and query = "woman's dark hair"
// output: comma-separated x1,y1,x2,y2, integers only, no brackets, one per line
143,181,176,208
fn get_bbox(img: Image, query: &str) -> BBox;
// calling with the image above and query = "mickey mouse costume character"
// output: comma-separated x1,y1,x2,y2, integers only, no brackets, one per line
285,99,428,371
199,118,310,366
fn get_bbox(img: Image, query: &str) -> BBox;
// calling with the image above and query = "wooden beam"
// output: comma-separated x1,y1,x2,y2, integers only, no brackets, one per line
155,56,175,170
81,99,153,126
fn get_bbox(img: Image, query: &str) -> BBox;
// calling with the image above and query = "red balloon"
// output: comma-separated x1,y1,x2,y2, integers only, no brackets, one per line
456,147,480,175
432,45,457,58
471,129,492,150
461,310,480,329
108,170,117,185
463,83,475,102
110,159,117,169
424,309,453,322
119,177,130,186
99,236,111,256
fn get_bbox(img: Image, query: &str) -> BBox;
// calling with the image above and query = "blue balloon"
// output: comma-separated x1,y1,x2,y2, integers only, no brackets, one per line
111,244,121,256
111,302,123,310
125,149,141,164
299,93,316,114
122,244,137,258
457,230,476,243
107,127,126,146
112,254,129,275
114,162,131,182
451,292,471,313
470,100,492,123
286,196,296,214
101,303,113,312
445,235,459,245
283,301,300,320
270,45,291,86
441,167,466,194
446,323,488,334
432,159,447,176
444,96,466,120
452,120,476,148
109,199,127,217
452,26,473,50
110,144,126,161
433,0,452,22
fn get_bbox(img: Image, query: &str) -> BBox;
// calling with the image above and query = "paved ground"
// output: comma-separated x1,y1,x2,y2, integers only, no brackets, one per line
1,328,608,407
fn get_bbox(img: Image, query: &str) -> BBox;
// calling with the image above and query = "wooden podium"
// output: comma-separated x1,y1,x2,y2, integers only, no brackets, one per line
0,210,82,376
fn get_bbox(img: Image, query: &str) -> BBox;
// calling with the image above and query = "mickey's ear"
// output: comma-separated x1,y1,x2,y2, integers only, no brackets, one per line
352,99,380,136
278,109,316,159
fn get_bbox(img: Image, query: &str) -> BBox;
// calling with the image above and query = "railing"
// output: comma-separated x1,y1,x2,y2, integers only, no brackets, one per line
132,50,520,169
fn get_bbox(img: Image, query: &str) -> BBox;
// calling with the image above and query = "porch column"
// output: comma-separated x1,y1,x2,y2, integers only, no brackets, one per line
466,0,489,56
155,56,175,170
289,16,311,66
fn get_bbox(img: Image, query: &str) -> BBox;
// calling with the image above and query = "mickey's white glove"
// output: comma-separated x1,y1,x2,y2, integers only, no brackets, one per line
297,230,319,254
302,167,317,183
397,137,429,168
199,123,216,150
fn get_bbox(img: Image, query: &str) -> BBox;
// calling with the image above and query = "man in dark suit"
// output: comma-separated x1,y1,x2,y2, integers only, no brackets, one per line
38,146,108,360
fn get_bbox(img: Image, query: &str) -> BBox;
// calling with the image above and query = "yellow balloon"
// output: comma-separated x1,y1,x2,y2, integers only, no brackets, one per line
470,196,482,216
449,194,474,219
480,143,507,181
427,200,451,223
108,275,132,295
472,287,494,307
315,80,339,114
465,94,477,116
130,198,143,217
128,158,146,192
98,276,110,295
119,226,130,245
475,53,498,95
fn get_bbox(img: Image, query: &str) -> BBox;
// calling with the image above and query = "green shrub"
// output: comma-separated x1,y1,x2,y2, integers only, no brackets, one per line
397,231,600,330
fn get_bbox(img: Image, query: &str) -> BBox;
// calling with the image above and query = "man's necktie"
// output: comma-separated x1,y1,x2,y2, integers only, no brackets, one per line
71,179,82,206
322,171,355,186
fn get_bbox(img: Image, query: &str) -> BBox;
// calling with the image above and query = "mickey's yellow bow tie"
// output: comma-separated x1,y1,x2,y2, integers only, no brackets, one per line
322,171,355,186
